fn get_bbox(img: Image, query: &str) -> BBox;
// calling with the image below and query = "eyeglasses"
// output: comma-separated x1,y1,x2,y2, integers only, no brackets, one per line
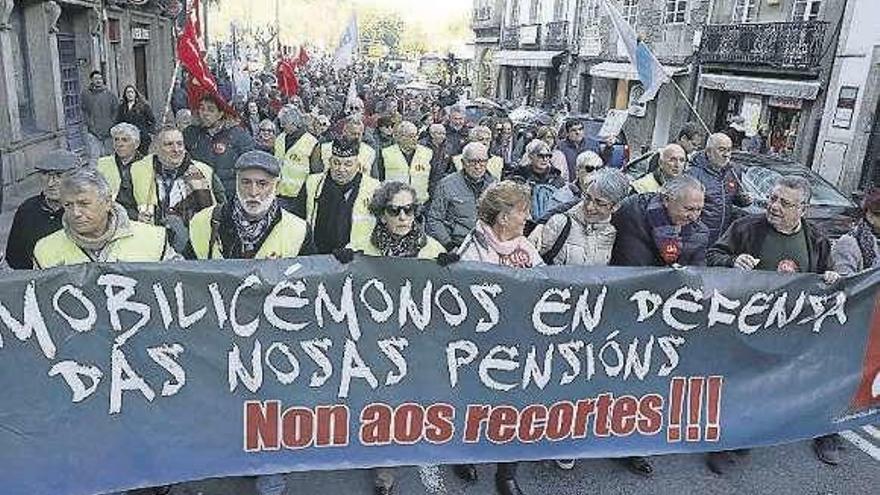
259,128,275,133
569,127,584,133
536,153,553,159
385,204,417,217
582,192,613,209
768,194,804,209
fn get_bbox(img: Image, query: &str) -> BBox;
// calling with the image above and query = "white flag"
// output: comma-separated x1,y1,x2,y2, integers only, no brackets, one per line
334,14,359,70
601,0,670,103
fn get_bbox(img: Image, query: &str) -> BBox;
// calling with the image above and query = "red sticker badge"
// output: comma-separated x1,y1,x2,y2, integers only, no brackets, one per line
213,141,228,155
777,259,799,273
659,238,681,265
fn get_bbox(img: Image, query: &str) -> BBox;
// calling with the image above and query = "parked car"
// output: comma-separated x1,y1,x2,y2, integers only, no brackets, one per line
557,115,630,169
627,152,858,239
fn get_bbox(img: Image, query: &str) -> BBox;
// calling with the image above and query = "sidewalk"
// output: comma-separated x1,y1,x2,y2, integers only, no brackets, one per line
0,176,41,270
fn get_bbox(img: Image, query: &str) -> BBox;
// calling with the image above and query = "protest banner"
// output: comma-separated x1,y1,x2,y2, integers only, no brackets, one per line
0,257,878,495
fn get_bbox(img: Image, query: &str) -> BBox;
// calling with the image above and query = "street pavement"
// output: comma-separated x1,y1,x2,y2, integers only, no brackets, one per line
1,184,877,495
161,433,880,495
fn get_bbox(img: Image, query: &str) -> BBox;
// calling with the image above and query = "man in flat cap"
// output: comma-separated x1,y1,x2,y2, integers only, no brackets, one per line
129,126,226,253
6,150,80,269
273,104,320,208
292,137,380,255
187,150,314,260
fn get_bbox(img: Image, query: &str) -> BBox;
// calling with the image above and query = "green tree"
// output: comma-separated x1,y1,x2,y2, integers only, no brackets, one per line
359,8,405,57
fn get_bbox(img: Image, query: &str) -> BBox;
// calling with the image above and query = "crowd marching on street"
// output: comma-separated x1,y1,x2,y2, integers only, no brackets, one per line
8,46,880,495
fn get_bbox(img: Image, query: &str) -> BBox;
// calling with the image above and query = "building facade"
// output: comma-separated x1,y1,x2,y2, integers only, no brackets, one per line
471,0,505,98
811,0,880,194
569,0,710,154
696,0,841,165
0,0,176,204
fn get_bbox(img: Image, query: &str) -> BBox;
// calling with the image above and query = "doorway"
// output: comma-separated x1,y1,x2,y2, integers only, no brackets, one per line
57,32,84,153
134,44,148,98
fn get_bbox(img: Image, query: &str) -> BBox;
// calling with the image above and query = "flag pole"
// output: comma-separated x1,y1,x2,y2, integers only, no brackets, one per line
162,59,182,126
668,75,711,135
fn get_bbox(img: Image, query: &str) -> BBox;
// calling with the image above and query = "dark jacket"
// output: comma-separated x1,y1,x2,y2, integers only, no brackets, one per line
610,193,709,267
420,137,455,195
556,138,590,183
507,165,566,188
184,123,255,194
445,124,469,156
686,152,751,245
116,102,156,153
706,214,832,273
5,195,64,269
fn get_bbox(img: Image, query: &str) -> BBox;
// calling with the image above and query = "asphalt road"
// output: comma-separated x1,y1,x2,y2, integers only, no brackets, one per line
156,429,880,495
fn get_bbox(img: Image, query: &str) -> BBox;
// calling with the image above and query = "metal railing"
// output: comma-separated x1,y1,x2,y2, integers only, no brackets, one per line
543,20,569,50
700,21,828,71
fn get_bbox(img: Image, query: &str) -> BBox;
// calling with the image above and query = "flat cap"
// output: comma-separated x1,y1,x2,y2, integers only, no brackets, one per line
332,137,359,158
235,150,280,177
35,149,81,172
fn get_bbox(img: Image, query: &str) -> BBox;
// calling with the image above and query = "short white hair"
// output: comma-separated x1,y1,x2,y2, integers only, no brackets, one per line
110,122,141,143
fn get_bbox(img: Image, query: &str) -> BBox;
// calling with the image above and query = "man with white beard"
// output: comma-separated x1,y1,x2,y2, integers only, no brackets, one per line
187,150,314,260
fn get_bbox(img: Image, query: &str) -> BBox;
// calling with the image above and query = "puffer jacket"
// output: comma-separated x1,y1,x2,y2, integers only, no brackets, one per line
687,152,751,245
531,202,616,266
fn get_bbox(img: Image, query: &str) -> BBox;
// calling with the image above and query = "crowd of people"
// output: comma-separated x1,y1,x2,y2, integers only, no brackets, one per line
8,53,878,495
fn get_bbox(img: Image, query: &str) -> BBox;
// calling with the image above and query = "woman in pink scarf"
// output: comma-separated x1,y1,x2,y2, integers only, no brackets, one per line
457,180,544,269
452,180,541,495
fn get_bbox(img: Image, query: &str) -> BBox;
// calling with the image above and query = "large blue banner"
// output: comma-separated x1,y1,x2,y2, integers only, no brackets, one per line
1,257,879,495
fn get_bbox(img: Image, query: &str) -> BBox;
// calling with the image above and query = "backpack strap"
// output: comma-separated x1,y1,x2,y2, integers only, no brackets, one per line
541,215,572,265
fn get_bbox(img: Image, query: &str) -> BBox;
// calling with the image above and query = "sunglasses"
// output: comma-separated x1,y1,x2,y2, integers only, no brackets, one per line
537,153,553,159
385,204,417,216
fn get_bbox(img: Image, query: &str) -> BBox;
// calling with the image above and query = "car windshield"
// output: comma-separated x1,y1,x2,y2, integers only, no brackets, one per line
741,166,852,207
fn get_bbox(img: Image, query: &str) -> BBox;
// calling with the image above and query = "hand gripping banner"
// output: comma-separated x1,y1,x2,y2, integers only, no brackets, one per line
0,257,878,495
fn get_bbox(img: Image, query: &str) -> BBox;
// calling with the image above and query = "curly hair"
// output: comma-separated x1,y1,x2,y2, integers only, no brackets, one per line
477,180,530,226
368,181,420,218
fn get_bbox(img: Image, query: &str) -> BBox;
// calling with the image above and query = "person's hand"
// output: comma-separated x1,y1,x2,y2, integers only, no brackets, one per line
733,254,760,270
332,247,355,264
437,252,460,267
822,271,841,285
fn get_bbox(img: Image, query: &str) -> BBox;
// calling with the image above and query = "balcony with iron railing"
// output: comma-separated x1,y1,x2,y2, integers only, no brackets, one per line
501,26,520,49
700,21,828,72
543,20,569,51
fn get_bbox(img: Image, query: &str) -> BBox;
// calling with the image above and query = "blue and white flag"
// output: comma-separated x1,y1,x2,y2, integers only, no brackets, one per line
334,14,359,70
602,0,670,103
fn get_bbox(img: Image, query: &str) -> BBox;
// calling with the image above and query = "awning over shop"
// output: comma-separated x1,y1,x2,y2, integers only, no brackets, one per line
492,50,564,68
698,73,821,100
474,36,500,44
588,62,688,80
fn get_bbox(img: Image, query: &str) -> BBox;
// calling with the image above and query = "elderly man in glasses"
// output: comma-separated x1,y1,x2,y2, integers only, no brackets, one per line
705,175,840,474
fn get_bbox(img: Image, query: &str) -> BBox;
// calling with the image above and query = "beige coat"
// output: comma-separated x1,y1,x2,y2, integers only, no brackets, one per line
530,202,617,266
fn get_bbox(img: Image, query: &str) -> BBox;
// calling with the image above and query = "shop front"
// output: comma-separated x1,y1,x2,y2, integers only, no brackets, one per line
493,50,563,107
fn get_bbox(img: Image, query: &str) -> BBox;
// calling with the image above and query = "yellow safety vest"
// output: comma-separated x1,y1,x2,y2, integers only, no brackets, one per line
381,144,433,203
319,141,376,175
96,155,121,199
33,221,167,268
305,173,379,249
274,132,318,198
188,205,308,260
355,235,446,260
130,155,215,222
631,173,662,194
452,154,504,179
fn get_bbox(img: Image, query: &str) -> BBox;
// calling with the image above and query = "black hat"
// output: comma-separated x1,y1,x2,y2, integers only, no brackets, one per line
332,137,359,158
235,150,280,177
35,150,81,173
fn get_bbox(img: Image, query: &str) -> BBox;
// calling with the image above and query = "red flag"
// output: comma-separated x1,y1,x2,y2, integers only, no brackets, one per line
276,57,299,98
176,0,234,114
297,46,310,68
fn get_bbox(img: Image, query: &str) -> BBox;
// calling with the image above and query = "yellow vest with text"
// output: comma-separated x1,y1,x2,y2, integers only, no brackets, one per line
96,155,121,199
355,235,446,260
452,154,504,180
33,222,167,268
319,142,376,175
305,173,380,249
188,205,308,260
129,155,215,222
631,173,662,194
274,132,319,198
381,144,433,203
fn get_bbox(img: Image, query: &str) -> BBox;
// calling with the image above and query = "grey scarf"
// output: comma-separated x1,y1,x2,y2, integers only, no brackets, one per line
62,203,131,254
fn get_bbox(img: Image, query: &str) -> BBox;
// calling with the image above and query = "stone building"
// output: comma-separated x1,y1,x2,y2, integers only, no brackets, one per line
471,0,505,98
492,0,578,107
0,0,176,205
811,0,880,194
568,0,710,154
696,0,841,165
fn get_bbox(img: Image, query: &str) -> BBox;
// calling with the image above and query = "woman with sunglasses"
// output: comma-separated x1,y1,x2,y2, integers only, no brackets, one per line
509,140,567,225
346,181,443,494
